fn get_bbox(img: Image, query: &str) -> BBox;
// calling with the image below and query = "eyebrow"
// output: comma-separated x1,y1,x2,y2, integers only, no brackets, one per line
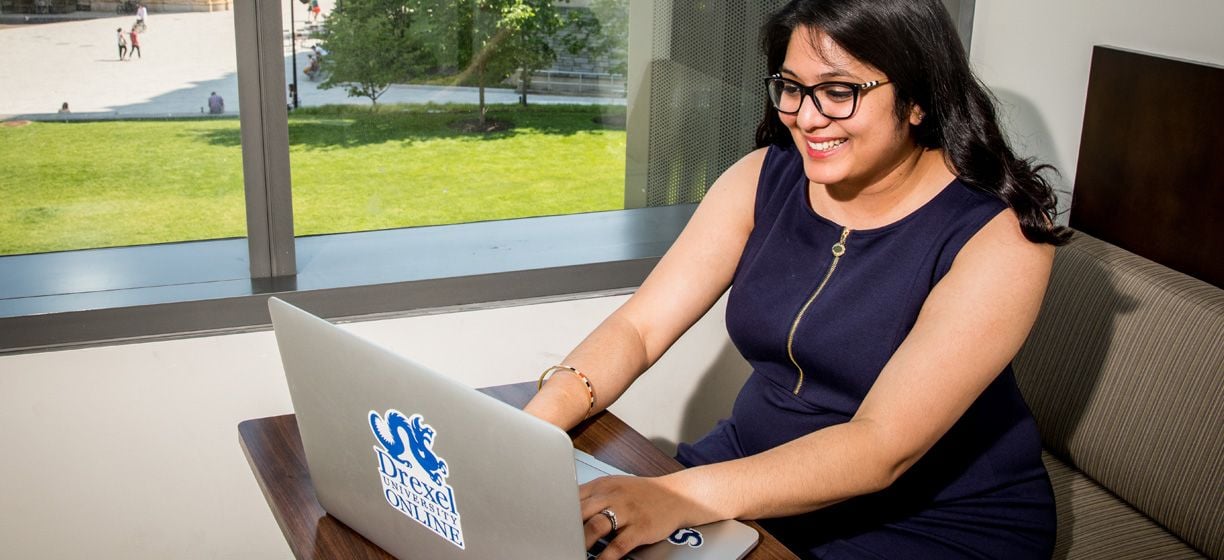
778,66,861,82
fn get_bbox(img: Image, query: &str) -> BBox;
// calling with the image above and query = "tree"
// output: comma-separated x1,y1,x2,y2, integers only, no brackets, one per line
560,0,628,77
318,0,439,106
439,0,565,125
320,0,565,119
500,1,564,106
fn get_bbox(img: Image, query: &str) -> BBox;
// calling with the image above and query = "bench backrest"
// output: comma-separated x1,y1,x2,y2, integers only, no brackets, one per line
1013,232,1223,557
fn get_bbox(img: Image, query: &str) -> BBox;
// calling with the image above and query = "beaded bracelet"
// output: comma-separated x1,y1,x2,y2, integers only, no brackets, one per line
537,364,596,418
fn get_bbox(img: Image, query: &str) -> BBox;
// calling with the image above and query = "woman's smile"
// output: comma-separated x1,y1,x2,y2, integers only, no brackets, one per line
805,136,848,158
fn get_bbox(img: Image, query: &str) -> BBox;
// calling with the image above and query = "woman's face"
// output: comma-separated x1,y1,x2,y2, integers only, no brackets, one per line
778,27,921,191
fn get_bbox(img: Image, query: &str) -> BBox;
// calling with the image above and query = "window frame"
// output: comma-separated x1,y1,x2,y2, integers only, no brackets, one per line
0,0,977,354
0,205,692,353
0,0,688,354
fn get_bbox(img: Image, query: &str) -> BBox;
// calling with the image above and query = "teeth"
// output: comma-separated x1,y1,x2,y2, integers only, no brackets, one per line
807,139,847,151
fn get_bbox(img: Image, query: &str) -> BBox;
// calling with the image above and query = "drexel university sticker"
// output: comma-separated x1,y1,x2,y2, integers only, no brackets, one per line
369,409,465,549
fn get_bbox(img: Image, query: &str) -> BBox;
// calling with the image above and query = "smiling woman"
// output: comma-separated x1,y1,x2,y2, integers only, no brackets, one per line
523,1,1069,559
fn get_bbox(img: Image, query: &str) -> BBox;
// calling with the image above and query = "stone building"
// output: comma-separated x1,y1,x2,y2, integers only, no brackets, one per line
1,0,230,14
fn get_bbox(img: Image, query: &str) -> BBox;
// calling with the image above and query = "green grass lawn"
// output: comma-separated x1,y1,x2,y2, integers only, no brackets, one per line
0,103,626,256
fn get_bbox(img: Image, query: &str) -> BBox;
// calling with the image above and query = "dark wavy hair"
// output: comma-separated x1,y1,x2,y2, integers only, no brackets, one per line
756,0,1070,245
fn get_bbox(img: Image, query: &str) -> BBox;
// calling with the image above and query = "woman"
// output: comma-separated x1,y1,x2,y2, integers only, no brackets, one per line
525,0,1068,558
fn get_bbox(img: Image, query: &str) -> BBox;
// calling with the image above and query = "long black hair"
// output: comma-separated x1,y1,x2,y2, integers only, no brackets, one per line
756,0,1070,245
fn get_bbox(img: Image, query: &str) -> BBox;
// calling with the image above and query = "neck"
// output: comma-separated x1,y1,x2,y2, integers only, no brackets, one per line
811,147,952,229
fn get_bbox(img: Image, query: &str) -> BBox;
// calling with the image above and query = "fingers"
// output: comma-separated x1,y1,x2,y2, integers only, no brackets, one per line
579,475,683,560
580,484,626,557
582,509,613,550
596,530,643,560
578,475,620,517
583,510,640,560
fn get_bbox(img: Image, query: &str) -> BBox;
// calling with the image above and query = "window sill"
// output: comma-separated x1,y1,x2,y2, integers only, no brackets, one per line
0,205,695,354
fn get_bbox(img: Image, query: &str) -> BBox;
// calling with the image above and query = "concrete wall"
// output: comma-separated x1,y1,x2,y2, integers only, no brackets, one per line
969,0,1224,219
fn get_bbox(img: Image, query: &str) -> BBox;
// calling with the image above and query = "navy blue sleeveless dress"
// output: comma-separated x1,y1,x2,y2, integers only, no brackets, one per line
676,145,1056,559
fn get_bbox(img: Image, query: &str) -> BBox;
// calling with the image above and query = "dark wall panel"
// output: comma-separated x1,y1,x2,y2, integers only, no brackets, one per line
1071,46,1224,287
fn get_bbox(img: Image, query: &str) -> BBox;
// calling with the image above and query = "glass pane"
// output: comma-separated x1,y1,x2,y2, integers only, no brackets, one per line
285,0,629,237
0,2,246,257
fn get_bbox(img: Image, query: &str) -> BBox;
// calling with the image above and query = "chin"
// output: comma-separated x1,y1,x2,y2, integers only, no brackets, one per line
801,159,850,187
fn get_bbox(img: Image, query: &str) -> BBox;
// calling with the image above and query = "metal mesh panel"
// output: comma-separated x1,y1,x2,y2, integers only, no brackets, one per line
644,1,788,207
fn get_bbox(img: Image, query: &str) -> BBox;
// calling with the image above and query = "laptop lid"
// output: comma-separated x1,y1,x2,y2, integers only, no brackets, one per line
269,297,758,559
270,297,586,559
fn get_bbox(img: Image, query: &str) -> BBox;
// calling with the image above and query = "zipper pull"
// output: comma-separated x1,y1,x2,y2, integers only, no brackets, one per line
831,227,850,257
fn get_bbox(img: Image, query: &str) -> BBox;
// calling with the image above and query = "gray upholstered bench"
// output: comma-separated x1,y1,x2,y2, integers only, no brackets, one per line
1013,232,1223,559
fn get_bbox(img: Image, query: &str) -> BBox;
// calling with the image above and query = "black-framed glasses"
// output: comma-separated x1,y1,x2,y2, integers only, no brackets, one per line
764,74,892,119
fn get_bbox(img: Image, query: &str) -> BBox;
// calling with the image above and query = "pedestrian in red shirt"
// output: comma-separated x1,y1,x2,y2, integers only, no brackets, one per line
129,25,141,59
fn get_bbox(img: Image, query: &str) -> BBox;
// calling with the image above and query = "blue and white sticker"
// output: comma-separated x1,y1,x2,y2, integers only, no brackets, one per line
668,527,704,548
369,410,465,549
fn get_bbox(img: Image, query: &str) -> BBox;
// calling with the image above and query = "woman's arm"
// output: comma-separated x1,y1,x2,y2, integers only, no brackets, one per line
582,209,1055,558
523,148,766,431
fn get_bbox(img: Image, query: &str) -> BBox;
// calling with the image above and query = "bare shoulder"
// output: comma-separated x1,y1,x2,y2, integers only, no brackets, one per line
709,147,769,196
954,208,1055,288
691,147,770,229
734,146,771,172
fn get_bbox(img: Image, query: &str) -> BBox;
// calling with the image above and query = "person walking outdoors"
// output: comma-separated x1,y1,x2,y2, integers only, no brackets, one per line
128,25,141,59
117,27,128,60
207,92,225,114
135,3,148,31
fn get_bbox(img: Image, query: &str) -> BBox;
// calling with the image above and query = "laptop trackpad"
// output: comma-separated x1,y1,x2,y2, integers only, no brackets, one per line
574,449,626,484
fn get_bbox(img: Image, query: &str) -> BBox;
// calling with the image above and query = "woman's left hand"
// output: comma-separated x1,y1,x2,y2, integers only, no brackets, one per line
579,474,709,560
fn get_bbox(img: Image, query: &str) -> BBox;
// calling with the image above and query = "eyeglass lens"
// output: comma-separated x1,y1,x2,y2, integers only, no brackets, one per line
766,78,858,118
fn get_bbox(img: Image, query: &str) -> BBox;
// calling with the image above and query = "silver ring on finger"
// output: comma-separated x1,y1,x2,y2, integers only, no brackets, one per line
599,508,619,533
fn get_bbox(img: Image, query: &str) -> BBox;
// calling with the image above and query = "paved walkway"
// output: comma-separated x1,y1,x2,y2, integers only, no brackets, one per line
0,3,622,120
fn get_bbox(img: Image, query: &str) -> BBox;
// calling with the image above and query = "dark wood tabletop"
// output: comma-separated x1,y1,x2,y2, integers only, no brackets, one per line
238,381,799,559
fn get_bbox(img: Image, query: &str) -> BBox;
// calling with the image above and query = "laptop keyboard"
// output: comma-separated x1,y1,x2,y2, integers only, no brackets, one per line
576,452,634,558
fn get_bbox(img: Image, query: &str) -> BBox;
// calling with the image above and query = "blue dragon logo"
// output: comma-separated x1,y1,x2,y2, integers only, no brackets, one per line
668,527,704,548
370,410,449,486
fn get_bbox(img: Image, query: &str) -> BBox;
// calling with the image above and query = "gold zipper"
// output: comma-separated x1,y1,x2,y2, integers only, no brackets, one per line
786,226,851,395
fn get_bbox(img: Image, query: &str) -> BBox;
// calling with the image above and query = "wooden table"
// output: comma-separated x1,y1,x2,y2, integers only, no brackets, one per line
239,381,799,559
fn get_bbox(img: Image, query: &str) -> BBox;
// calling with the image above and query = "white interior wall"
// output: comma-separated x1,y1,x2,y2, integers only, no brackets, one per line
969,0,1224,219
0,293,750,559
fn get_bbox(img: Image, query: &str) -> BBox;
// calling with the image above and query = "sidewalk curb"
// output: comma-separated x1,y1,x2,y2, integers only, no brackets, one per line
3,111,239,123
0,12,118,25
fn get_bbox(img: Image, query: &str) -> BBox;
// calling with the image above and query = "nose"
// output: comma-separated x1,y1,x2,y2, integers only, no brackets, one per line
795,94,833,131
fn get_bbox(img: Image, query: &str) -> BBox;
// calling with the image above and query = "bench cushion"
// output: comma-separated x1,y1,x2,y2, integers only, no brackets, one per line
1043,452,1203,559
1013,233,1223,558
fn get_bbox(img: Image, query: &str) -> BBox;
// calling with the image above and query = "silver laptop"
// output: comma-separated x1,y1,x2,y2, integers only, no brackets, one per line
268,297,759,560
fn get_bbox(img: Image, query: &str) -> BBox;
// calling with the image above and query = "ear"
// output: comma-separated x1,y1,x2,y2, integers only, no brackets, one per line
908,104,925,126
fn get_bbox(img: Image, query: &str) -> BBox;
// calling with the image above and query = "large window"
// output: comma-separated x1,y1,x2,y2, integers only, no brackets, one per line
282,0,629,237
0,0,820,352
0,3,246,257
